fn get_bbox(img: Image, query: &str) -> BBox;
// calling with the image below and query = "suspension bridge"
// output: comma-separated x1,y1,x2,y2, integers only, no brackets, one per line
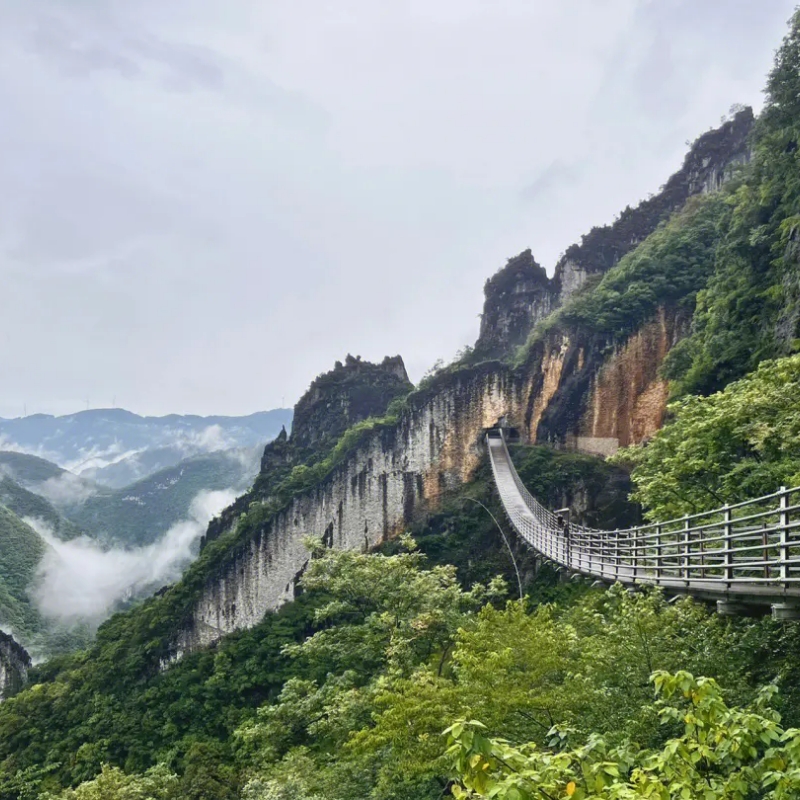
486,429,800,619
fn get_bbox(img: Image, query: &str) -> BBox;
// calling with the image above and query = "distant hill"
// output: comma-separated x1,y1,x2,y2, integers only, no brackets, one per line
0,476,84,541
0,451,108,515
0,408,293,485
67,447,262,547
0,451,68,484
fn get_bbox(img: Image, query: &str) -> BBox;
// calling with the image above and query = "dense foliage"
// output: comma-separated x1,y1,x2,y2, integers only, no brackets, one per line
0,506,45,640
0,453,67,486
0,478,83,541
615,355,800,520
515,192,729,366
11,542,800,800
447,671,800,799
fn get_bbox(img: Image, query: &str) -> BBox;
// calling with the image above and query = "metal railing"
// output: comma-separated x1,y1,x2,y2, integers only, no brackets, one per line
486,429,800,610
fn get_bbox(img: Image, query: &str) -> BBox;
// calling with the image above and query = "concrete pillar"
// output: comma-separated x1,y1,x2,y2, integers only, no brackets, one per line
772,603,800,621
716,600,750,617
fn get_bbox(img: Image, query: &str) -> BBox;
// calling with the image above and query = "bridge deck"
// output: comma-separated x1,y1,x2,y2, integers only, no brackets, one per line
487,431,800,609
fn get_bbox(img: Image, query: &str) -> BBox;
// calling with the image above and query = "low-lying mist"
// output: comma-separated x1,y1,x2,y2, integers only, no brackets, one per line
24,488,236,624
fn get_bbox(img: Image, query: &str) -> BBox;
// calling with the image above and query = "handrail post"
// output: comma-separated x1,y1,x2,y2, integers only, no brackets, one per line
613,529,620,581
682,516,690,583
632,529,638,582
780,486,789,586
655,524,662,583
723,505,732,588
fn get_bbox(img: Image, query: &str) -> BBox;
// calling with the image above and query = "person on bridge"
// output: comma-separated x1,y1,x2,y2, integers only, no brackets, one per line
556,510,571,562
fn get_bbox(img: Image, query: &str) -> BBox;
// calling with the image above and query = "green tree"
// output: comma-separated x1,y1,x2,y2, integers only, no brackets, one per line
40,765,179,800
446,671,800,800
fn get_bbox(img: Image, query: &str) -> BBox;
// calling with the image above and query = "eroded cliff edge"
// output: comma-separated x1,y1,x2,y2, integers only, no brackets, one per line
171,109,754,656
0,632,30,701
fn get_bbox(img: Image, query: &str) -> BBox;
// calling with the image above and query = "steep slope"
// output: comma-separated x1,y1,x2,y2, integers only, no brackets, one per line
473,107,754,360
0,476,84,541
0,506,46,640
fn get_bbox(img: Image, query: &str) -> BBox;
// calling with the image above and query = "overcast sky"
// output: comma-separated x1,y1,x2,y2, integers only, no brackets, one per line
0,0,795,418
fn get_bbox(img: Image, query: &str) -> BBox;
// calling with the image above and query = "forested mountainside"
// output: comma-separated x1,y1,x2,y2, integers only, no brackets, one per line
5,10,800,800
68,447,262,547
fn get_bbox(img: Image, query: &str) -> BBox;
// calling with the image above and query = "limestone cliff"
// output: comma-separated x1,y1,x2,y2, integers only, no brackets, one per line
474,251,553,360
532,308,689,456
0,632,30,701
202,354,412,550
171,112,754,657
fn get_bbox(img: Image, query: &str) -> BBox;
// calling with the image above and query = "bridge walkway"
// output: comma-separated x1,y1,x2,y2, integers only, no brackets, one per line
486,429,800,617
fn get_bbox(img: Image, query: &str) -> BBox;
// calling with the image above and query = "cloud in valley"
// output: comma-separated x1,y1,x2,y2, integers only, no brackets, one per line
25,487,236,622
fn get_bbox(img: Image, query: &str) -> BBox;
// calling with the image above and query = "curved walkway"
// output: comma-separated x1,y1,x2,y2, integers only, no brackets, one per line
486,429,800,616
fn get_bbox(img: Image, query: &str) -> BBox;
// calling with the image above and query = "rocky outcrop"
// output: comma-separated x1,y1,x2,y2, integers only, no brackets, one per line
202,355,412,550
473,109,755,364
474,251,554,359
173,362,523,655
0,632,30,701
290,355,411,452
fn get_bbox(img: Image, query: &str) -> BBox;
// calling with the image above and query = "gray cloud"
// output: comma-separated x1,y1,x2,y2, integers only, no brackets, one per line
0,0,796,418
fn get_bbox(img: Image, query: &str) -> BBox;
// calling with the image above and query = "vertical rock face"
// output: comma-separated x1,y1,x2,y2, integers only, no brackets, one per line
0,632,30,701
174,111,756,656
474,250,554,359
174,364,522,655
203,355,413,550
290,354,412,452
571,309,685,456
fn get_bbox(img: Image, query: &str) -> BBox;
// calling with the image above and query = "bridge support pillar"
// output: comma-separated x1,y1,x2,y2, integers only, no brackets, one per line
716,600,751,617
772,603,800,621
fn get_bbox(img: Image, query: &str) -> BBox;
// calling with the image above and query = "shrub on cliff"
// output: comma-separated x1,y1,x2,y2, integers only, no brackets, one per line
664,8,800,396
514,192,729,367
